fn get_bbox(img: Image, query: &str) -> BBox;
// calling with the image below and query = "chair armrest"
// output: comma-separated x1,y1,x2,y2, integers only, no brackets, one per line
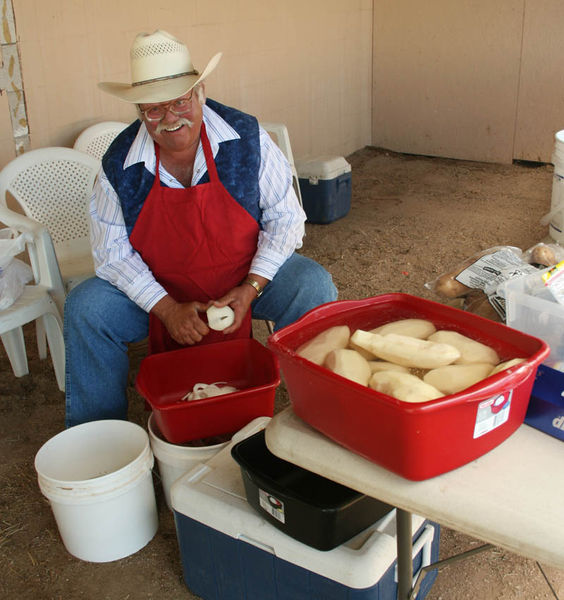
0,202,44,236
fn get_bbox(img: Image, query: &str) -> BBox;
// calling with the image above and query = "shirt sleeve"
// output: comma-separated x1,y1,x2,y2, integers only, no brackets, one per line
89,168,167,312
250,127,307,280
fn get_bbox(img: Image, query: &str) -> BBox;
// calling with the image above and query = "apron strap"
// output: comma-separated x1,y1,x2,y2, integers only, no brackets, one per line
200,122,220,183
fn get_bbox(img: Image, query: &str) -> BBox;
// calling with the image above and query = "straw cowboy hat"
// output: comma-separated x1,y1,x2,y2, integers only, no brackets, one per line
98,30,222,104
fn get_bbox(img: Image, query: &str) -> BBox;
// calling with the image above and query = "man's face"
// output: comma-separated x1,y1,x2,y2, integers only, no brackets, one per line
139,90,203,154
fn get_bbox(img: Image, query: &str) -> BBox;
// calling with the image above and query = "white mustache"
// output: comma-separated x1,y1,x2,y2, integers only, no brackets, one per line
156,117,193,134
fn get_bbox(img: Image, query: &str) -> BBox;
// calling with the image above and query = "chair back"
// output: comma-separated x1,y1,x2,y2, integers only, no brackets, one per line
0,147,101,288
260,122,303,207
73,121,129,160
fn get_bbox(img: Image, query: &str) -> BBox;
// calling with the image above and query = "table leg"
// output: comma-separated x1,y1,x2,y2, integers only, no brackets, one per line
396,508,413,600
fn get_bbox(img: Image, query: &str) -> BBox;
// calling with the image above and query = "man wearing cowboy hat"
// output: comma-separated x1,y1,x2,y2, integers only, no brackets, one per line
64,30,337,427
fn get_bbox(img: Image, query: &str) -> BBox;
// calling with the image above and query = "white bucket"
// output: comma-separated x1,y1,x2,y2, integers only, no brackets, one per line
35,420,158,563
148,413,229,511
547,130,564,244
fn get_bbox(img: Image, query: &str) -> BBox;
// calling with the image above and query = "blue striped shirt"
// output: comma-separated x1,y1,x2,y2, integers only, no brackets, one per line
89,104,306,312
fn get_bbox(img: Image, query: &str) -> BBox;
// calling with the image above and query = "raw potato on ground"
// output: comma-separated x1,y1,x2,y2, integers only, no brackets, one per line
296,325,351,365
428,330,499,365
350,330,461,369
371,318,436,339
369,371,443,403
423,363,494,395
324,348,372,386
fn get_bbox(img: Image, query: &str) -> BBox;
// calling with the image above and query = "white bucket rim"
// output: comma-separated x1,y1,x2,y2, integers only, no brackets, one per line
35,420,154,502
147,413,230,461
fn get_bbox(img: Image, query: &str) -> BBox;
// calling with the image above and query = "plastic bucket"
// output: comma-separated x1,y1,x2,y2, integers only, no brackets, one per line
35,420,158,563
148,413,229,510
548,130,564,243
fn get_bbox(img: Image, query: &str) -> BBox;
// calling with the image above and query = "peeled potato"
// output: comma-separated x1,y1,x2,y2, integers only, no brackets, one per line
324,348,371,386
428,330,499,365
367,361,410,374
423,363,493,395
296,325,351,366
369,371,443,403
371,318,436,339
490,358,526,375
206,305,235,331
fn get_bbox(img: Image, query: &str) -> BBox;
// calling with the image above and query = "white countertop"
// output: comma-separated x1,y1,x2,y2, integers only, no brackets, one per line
265,407,564,570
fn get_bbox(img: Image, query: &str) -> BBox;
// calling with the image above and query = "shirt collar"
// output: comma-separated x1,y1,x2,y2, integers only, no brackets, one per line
123,103,240,173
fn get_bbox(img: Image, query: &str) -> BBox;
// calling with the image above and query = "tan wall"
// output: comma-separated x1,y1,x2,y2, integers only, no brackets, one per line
2,0,372,168
372,0,564,164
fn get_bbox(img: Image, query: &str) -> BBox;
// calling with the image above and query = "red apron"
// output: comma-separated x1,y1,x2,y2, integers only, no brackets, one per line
129,123,259,354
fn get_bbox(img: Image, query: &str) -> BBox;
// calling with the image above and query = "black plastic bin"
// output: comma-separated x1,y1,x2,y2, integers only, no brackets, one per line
231,429,394,551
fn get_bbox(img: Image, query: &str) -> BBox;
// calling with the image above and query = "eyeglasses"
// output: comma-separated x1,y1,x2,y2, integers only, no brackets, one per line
139,93,193,122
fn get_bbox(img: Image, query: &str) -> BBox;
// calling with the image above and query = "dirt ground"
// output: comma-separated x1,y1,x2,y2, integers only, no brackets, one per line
2,146,563,599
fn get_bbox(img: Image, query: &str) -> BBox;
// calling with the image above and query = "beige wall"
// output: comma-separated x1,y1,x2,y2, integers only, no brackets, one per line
2,0,372,167
372,0,564,164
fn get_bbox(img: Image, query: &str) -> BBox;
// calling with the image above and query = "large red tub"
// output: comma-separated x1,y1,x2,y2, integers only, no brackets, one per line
267,294,549,480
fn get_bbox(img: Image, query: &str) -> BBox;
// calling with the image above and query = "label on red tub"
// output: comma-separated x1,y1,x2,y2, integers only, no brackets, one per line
259,488,285,523
473,391,512,438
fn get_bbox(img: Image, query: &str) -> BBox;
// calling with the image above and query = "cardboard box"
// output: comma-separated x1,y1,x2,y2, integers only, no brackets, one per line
171,420,440,600
296,156,351,224
525,363,564,441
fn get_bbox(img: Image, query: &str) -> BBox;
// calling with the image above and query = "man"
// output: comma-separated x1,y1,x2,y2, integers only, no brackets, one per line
64,30,337,427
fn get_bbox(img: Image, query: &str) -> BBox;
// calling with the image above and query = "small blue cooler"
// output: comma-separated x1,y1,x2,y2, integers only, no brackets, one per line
170,419,440,600
525,363,564,441
296,156,352,224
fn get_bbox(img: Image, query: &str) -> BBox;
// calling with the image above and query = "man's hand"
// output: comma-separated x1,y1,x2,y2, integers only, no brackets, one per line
210,274,269,335
151,295,210,345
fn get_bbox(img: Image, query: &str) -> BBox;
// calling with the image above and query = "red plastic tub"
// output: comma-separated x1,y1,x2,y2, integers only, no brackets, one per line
136,339,280,444
267,294,549,480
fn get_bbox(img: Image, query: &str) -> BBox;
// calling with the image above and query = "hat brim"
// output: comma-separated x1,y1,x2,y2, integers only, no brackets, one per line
98,52,222,104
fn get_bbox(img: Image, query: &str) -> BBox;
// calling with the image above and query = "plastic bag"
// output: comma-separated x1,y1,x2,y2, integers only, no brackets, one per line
0,258,33,310
522,242,564,268
425,246,524,299
0,227,31,271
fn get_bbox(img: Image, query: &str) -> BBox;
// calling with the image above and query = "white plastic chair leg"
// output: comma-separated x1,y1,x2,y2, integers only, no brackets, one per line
1,326,29,377
36,319,47,359
42,306,65,392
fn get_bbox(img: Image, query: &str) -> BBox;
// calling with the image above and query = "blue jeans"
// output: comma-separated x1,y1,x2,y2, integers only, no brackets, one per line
64,252,337,427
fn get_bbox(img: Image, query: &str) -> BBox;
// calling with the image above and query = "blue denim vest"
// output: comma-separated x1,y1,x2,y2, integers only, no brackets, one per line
102,99,262,236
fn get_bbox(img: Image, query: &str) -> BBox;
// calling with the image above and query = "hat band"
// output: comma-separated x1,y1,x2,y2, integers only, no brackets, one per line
132,69,199,87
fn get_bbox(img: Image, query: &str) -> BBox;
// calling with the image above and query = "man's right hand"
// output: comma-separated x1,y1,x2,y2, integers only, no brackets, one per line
151,295,210,345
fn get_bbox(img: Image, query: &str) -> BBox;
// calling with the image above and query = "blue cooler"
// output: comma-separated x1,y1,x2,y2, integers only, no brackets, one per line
525,363,564,441
296,156,351,224
170,419,440,600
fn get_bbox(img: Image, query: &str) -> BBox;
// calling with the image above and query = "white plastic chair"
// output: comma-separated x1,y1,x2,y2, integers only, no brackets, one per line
0,147,101,299
261,122,303,207
260,122,303,335
0,205,65,391
73,121,129,161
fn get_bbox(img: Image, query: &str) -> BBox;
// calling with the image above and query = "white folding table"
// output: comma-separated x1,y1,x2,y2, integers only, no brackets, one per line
265,407,564,600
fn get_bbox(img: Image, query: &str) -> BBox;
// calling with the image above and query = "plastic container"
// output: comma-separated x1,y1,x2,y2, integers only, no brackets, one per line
136,338,280,444
548,130,564,243
504,266,564,366
34,420,158,563
171,421,440,600
525,363,564,441
231,429,393,550
295,155,351,224
148,413,230,511
267,293,549,481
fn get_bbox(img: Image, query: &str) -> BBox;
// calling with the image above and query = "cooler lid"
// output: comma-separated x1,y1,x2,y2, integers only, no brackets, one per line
295,155,351,180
